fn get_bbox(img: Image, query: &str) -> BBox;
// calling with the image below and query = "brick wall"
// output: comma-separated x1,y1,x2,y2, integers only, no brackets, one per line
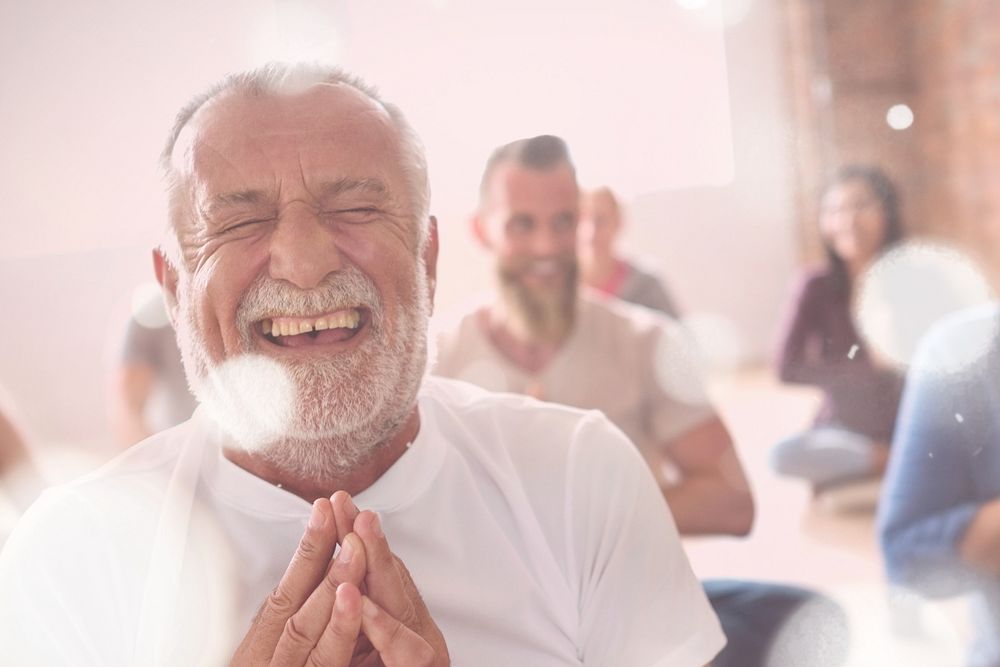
783,0,1000,280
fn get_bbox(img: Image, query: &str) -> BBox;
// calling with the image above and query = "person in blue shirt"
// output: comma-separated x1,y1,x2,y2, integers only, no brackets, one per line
878,303,1000,667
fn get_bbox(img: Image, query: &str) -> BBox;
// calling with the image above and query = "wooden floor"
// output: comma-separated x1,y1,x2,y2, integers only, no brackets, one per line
691,367,973,666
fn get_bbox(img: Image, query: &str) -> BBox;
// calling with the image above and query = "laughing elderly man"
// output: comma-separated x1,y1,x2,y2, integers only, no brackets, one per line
0,65,724,666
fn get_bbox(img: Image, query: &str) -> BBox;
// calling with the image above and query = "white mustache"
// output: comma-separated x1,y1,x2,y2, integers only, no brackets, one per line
236,267,382,344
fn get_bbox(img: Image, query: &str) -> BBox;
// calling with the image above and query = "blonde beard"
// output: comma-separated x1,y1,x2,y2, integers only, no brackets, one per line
177,264,431,480
498,263,578,344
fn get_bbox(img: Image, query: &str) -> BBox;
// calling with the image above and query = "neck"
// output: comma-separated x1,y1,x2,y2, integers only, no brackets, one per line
222,409,421,503
482,303,568,374
844,255,872,283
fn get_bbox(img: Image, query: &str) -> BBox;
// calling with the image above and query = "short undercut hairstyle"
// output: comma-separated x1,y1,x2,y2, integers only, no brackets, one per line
478,134,575,205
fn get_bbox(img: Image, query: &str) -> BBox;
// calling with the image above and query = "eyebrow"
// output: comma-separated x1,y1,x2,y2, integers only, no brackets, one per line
201,189,273,219
317,178,391,202
201,178,393,219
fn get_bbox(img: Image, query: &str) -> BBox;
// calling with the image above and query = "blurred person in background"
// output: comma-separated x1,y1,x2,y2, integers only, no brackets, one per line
107,292,196,446
879,303,1000,667
771,165,906,494
435,134,848,667
578,186,681,317
0,389,44,541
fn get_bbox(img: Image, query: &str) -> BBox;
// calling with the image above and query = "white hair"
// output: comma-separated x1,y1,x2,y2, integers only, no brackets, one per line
159,62,431,267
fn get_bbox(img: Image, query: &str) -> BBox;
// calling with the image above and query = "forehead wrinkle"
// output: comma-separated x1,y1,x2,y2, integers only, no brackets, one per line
188,134,282,215
316,177,391,202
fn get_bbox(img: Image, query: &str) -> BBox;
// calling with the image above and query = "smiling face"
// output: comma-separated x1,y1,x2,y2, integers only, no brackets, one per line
578,188,622,261
477,161,579,342
819,178,889,265
158,84,435,474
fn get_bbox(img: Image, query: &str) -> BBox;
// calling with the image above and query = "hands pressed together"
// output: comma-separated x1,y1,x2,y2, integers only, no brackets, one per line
231,491,450,666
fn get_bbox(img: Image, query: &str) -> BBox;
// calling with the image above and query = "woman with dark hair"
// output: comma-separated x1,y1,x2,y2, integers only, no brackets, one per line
770,165,907,490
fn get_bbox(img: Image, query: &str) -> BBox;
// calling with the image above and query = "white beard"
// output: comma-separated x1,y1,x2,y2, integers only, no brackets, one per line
176,263,431,480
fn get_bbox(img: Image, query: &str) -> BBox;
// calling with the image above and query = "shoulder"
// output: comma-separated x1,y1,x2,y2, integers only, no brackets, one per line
577,295,699,369
909,302,1000,381
432,296,490,342
794,268,839,298
0,423,192,583
4,421,194,548
920,302,1000,353
419,376,644,478
0,416,233,665
419,377,652,556
421,375,604,440
68,421,190,491
430,300,491,368
622,258,663,283
578,291,680,340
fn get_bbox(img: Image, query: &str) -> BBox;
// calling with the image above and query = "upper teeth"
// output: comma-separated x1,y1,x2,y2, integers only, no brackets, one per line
262,309,361,336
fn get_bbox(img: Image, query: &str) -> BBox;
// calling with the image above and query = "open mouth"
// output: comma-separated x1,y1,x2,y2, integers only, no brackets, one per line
258,307,366,348
528,259,563,277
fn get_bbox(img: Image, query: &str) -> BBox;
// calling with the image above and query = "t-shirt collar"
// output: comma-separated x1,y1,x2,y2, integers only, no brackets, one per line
199,389,447,517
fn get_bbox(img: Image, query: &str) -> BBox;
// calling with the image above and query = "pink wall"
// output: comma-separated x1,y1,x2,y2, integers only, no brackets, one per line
0,0,797,447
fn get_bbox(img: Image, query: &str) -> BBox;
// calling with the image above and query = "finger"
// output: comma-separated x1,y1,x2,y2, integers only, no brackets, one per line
347,633,376,666
306,583,363,667
359,596,436,666
351,650,383,667
243,499,338,657
330,490,359,545
271,532,368,664
354,511,412,621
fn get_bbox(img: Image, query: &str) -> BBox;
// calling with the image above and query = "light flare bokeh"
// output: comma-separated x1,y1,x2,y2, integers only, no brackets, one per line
854,243,996,372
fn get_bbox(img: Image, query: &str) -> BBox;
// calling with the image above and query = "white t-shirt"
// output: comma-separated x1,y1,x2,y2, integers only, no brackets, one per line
0,377,723,666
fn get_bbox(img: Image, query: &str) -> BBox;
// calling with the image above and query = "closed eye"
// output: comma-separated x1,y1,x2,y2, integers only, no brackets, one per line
222,218,273,234
329,207,380,223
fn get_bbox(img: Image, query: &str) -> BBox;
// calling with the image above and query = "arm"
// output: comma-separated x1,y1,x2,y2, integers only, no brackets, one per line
0,406,32,476
659,417,754,537
0,404,43,511
642,318,754,537
959,497,1000,576
109,315,170,447
775,274,837,386
877,316,999,595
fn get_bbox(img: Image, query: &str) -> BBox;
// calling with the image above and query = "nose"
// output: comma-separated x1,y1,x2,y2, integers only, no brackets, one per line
267,205,344,289
529,223,568,258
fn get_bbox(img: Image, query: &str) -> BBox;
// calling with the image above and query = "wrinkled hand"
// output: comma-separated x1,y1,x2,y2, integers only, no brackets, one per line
231,491,449,666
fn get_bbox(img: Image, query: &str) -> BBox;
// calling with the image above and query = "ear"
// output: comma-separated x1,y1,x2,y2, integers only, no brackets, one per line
423,216,440,314
470,213,492,250
152,248,181,327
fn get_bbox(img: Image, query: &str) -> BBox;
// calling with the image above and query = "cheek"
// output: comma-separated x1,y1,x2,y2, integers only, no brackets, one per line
335,234,419,305
191,260,258,357
494,236,526,262
820,218,852,247
557,232,579,256
858,214,888,243
818,214,839,238
498,247,530,272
